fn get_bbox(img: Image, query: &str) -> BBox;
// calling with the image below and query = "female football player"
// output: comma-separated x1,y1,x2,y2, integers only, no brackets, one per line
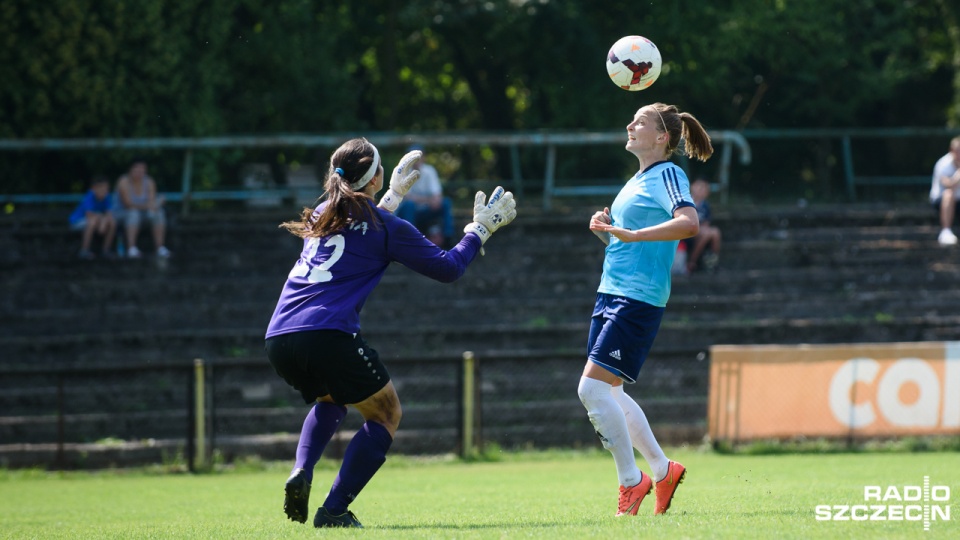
582,102,712,517
265,137,516,528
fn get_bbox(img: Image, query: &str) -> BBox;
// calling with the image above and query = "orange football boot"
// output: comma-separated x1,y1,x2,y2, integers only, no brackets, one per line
654,461,686,515
616,472,653,516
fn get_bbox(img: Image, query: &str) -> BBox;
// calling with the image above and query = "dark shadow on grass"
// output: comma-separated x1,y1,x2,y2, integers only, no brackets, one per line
376,518,604,531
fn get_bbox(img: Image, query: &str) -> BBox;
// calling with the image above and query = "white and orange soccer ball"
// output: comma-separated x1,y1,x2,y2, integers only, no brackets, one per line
605,35,662,91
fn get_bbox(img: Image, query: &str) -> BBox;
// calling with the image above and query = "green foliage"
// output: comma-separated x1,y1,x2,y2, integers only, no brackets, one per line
0,0,958,197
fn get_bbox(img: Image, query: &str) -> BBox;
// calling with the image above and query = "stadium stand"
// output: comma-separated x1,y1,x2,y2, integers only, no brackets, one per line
2,202,959,468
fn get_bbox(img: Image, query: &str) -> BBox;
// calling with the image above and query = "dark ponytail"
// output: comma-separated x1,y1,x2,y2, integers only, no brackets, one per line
651,103,714,162
280,138,380,239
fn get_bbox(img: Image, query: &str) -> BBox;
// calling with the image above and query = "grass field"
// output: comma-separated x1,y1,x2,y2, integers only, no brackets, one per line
1,447,957,539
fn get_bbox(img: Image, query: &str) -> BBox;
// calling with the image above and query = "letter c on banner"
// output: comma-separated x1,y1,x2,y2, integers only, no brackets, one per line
877,358,939,427
829,358,879,428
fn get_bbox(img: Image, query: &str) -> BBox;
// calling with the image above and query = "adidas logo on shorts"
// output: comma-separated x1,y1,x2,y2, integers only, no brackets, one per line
609,349,622,361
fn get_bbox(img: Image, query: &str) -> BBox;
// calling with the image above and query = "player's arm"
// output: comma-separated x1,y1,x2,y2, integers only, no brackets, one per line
116,177,134,209
592,206,699,243
146,178,158,210
589,207,612,245
386,217,481,283
378,150,422,213
939,169,960,189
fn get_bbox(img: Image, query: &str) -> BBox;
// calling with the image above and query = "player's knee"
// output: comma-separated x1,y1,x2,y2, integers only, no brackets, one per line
361,388,402,433
577,377,593,405
577,375,607,406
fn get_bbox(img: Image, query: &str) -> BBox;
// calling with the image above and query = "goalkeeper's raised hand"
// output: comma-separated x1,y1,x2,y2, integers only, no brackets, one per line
378,149,422,213
463,186,517,250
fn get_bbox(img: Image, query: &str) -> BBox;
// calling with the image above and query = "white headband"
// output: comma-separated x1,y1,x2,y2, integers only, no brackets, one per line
653,107,667,134
350,144,380,190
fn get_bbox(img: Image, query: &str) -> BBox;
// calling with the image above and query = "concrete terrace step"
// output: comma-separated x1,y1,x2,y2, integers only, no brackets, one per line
6,282,960,341
5,311,960,367
5,249,959,308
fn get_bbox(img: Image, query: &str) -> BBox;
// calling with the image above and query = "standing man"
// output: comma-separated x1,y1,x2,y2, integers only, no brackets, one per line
931,136,960,246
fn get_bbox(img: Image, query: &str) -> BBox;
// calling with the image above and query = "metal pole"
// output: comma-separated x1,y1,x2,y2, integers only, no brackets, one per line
194,358,206,469
208,361,215,465
186,365,195,472
57,373,65,469
509,144,523,200
718,142,733,205
474,355,482,452
461,351,475,457
542,145,557,211
180,149,194,217
842,136,856,202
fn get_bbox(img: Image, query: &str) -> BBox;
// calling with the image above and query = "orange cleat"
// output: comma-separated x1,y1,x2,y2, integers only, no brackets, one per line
616,472,653,516
654,461,686,515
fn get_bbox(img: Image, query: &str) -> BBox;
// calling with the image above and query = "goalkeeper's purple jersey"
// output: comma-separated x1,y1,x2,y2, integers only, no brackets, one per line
266,201,481,338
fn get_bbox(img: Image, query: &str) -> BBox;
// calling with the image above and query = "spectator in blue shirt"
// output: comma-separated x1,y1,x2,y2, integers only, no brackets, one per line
69,175,116,259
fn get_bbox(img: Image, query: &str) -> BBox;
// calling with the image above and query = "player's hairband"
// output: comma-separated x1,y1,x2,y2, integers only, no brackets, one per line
350,144,381,191
653,106,667,136
334,167,345,176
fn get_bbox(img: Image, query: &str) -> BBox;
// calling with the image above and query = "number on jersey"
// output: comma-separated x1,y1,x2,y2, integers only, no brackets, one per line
289,234,345,283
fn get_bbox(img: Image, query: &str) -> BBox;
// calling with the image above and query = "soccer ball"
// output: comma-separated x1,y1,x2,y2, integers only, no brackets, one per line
606,36,662,91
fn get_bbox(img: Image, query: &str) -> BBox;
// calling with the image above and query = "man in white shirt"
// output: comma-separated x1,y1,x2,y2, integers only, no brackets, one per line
395,145,454,247
931,136,960,246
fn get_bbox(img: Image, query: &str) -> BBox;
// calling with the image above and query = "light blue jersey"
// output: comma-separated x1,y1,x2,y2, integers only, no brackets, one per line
597,161,695,307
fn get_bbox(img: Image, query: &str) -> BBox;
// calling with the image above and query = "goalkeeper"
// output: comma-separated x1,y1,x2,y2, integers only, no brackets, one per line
264,137,516,529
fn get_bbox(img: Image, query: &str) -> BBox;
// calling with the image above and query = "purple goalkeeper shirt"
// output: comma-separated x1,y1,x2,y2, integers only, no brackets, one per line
266,201,482,338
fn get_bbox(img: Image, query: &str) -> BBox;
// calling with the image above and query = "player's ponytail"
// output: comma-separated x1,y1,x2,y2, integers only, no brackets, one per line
280,138,380,239
651,103,714,162
678,112,713,162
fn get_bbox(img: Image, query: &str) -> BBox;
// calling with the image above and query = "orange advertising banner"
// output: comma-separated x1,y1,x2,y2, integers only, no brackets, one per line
708,342,960,441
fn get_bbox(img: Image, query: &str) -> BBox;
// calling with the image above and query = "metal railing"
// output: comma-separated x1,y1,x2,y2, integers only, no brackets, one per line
13,127,955,206
0,131,751,211
740,127,960,201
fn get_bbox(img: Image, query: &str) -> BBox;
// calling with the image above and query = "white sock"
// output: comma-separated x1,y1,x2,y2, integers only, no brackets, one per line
578,376,641,487
611,384,670,482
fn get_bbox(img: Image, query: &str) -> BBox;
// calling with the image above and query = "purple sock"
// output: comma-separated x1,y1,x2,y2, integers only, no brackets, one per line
323,421,393,513
294,402,347,481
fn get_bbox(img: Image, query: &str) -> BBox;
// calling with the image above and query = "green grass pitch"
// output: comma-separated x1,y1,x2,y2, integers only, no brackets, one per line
1,448,957,539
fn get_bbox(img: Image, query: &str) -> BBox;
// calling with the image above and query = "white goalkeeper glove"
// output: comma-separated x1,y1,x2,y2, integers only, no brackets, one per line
463,186,517,253
378,150,422,213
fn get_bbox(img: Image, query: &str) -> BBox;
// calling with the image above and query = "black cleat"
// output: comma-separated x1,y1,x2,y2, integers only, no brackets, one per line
284,468,311,524
314,506,363,528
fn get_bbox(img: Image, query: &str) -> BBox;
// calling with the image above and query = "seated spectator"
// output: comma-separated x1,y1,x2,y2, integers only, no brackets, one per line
69,175,117,260
686,177,721,273
395,145,454,247
115,157,171,258
931,136,960,246
671,240,689,276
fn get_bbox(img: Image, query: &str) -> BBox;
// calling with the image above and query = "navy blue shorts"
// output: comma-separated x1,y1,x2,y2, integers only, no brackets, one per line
265,329,390,405
587,293,665,383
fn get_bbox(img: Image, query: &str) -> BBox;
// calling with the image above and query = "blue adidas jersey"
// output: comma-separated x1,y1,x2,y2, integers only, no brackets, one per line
597,161,695,307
